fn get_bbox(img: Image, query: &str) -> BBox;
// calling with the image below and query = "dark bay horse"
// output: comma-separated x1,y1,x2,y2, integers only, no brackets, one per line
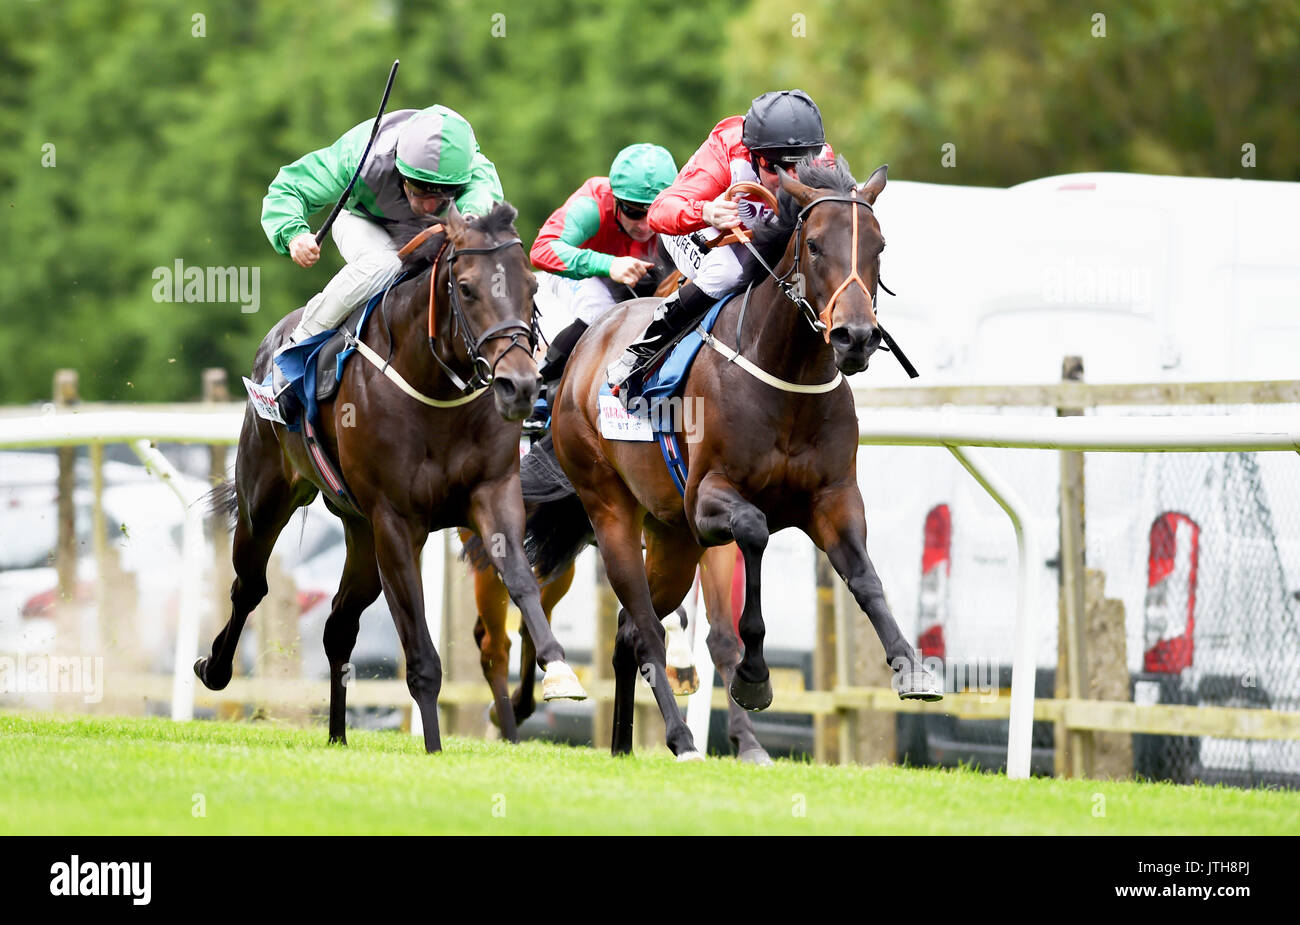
525,159,942,759
196,202,586,753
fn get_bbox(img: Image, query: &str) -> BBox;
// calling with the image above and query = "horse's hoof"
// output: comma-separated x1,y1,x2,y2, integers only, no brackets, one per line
730,675,773,712
541,661,587,701
666,665,699,696
675,750,704,763
896,664,943,702
193,657,230,691
739,748,774,767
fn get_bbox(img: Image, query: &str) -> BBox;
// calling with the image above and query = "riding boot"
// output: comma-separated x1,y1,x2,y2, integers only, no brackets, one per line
605,281,715,397
537,319,589,385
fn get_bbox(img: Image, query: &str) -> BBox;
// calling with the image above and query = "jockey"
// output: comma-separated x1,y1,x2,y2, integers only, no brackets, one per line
605,89,832,396
262,105,503,356
529,143,679,387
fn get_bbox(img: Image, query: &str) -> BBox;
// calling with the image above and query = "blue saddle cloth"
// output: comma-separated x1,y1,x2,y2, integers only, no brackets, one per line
633,293,734,495
639,293,733,432
268,273,409,432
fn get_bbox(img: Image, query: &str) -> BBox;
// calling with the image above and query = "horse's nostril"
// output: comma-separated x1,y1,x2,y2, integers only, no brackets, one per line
496,378,517,399
829,327,853,351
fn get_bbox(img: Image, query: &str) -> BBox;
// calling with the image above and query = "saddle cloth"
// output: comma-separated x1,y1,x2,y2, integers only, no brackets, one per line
268,271,412,432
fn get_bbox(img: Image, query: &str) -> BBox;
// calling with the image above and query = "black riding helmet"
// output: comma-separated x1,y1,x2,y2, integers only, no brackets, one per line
742,89,825,166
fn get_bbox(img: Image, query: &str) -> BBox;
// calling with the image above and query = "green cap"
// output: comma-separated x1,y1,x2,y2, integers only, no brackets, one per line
609,143,678,204
395,106,477,186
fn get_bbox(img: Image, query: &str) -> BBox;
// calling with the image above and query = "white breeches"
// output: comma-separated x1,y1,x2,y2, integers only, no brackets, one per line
291,210,404,340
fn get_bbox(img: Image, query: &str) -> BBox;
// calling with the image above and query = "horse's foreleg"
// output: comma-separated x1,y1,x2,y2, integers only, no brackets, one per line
699,545,771,764
513,562,575,723
693,474,772,712
468,482,587,703
371,508,443,753
323,518,382,745
808,484,942,701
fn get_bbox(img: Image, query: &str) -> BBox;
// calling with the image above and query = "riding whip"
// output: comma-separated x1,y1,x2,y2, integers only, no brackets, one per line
314,59,400,244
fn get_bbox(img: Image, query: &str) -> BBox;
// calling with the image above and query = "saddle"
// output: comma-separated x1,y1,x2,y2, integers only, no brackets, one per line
270,275,410,432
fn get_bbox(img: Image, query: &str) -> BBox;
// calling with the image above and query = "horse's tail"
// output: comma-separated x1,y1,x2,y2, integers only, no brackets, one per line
521,434,593,582
459,528,494,574
204,480,239,527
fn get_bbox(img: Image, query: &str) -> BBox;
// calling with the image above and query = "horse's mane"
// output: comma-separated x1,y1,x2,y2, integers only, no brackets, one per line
752,155,858,250
391,201,521,273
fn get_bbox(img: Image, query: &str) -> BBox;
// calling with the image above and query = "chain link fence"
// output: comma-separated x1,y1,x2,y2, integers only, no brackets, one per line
867,401,1300,788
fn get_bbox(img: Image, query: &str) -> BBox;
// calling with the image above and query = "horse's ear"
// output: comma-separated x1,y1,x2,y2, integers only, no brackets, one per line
778,168,820,208
443,202,468,243
859,164,887,205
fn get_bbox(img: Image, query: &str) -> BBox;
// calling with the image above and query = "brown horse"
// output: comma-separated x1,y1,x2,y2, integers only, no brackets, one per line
197,202,586,753
462,532,774,763
523,159,941,759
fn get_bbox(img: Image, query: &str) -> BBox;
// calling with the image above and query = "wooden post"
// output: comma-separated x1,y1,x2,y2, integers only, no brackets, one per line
441,530,486,737
813,551,841,764
53,370,79,656
1083,569,1134,779
1057,356,1091,777
840,575,896,765
591,557,619,751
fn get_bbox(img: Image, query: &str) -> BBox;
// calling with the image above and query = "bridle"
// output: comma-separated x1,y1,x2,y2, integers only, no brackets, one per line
737,187,917,378
428,235,540,395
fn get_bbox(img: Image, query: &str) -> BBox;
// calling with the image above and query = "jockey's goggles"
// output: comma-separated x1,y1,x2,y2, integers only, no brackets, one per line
402,177,466,200
615,199,651,220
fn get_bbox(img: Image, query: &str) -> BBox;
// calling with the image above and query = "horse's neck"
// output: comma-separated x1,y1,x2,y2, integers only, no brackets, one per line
384,260,465,395
733,273,837,385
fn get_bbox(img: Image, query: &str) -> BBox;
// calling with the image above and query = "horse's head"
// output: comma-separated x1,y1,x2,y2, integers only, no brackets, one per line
775,161,888,375
442,203,541,420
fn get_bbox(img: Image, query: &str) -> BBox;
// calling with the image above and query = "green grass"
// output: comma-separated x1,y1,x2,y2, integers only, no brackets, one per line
2,711,1298,835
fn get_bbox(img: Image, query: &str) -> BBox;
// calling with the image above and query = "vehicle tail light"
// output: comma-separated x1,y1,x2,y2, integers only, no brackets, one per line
917,504,951,661
1143,512,1199,673
297,589,329,615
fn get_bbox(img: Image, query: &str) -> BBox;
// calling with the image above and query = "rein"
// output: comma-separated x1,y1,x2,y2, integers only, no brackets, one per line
346,225,539,407
758,188,918,378
433,237,536,394
696,183,920,389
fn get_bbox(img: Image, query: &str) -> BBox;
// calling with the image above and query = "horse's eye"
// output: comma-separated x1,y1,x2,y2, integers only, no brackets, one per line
807,240,821,257
458,281,475,300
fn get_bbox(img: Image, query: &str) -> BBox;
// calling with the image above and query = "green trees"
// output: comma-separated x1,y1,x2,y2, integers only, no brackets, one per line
0,0,1295,403
726,0,1300,186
